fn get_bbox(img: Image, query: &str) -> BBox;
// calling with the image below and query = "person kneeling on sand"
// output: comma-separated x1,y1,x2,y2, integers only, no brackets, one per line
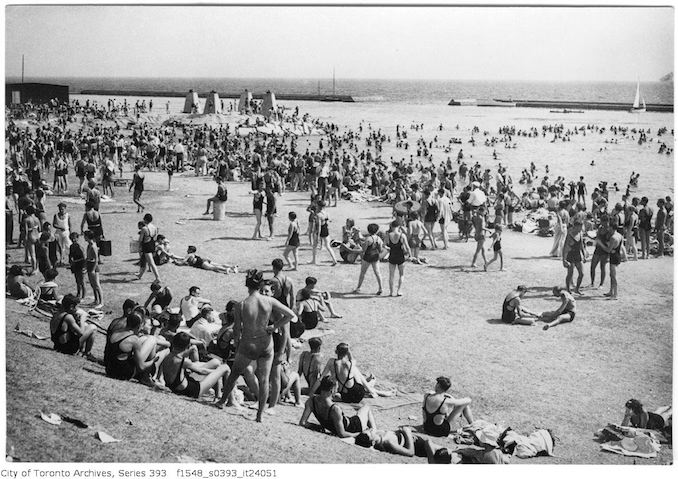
501,285,539,325
50,294,97,357
299,376,376,438
104,311,163,385
160,332,236,403
422,376,474,437
539,287,576,331
355,426,428,457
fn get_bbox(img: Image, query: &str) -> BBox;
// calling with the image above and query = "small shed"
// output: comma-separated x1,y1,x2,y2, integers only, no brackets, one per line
261,90,278,119
5,82,69,106
203,90,221,114
238,89,253,114
183,89,200,113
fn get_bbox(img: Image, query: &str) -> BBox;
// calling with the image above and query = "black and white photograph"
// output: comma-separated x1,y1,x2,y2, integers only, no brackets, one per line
2,0,674,469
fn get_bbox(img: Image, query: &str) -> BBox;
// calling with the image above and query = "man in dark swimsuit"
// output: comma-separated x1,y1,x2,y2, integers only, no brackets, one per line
355,426,428,457
215,269,297,422
299,376,376,438
50,294,96,356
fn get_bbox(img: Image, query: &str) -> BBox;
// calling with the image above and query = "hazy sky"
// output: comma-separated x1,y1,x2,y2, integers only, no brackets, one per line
4,4,674,81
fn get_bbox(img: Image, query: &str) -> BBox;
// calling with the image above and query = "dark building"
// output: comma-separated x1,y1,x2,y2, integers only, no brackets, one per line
5,82,69,106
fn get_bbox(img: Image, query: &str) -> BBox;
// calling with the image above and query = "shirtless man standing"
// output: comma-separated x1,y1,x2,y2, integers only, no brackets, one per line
215,269,297,422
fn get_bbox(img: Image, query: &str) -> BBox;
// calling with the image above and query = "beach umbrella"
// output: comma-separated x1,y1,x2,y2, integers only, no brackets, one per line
469,190,487,206
394,199,421,215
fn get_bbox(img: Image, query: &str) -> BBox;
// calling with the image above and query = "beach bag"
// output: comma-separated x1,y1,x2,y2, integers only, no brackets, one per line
363,236,381,263
129,238,140,254
98,240,112,257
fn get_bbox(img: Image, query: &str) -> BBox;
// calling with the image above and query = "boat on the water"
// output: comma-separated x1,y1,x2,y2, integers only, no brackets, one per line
550,109,585,113
630,80,646,113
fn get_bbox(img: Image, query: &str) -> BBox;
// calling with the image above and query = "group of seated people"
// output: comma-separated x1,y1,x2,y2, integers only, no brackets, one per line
501,284,577,330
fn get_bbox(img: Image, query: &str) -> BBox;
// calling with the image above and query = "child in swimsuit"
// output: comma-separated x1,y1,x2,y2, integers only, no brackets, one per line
484,224,504,271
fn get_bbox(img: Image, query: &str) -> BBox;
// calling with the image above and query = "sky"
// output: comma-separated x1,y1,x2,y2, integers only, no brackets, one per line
4,4,675,82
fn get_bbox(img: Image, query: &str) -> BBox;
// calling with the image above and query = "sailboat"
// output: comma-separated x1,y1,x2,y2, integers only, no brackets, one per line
630,80,646,113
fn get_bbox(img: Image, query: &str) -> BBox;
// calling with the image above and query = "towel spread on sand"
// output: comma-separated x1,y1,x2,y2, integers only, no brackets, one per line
600,434,660,458
503,429,554,458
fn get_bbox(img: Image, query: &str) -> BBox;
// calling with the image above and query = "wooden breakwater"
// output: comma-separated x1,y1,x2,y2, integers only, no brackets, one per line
79,90,354,102
448,98,673,113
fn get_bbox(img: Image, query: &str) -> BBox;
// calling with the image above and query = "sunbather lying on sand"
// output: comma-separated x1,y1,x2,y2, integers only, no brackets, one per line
173,246,238,274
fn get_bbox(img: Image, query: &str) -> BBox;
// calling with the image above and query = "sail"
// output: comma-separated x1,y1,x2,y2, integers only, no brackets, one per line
633,81,641,109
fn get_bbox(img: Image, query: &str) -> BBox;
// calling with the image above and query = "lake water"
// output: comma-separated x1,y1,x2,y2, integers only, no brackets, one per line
68,77,674,203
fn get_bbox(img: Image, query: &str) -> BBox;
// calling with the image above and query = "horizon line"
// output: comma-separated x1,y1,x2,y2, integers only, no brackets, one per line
4,75,673,84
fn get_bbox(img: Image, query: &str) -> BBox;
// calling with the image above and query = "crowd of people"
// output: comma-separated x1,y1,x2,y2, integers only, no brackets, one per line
5,97,674,463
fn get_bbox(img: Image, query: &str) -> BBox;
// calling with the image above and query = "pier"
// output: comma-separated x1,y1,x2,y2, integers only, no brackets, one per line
448,98,673,113
79,90,354,102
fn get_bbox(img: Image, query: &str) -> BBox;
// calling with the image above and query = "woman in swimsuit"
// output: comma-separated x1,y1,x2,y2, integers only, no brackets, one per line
22,205,41,273
144,281,173,314
310,201,337,266
6,265,33,299
283,211,300,270
84,230,103,308
422,190,439,249
104,312,162,384
501,285,538,325
264,185,276,240
407,212,425,264
296,288,326,329
299,376,376,438
136,213,161,282
160,332,233,402
562,214,588,295
68,232,86,300
353,223,384,295
622,399,670,431
129,165,145,213
81,201,103,243
251,183,265,240
50,294,96,357
422,376,474,437
297,337,323,393
484,224,504,271
311,343,392,401
385,220,411,297
174,246,237,274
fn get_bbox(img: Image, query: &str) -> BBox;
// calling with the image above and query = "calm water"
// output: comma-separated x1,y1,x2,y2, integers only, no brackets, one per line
63,76,674,202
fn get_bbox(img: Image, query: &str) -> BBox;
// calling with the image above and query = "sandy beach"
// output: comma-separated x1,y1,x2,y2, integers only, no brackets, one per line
5,168,672,463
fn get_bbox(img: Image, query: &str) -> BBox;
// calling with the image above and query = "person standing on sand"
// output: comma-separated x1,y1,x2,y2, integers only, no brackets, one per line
638,196,653,259
353,223,384,295
283,212,301,270
136,213,161,282
130,165,145,213
550,201,569,257
471,206,489,269
603,229,624,300
576,176,587,208
311,200,337,266
624,205,639,261
655,198,667,257
562,213,587,295
252,182,265,240
437,188,453,249
215,270,297,422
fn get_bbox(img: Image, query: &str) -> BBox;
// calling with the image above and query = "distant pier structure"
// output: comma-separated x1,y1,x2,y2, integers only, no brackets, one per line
448,98,673,113
261,90,278,119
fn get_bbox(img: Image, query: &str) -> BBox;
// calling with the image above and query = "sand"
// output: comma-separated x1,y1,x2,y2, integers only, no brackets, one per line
4,169,673,464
